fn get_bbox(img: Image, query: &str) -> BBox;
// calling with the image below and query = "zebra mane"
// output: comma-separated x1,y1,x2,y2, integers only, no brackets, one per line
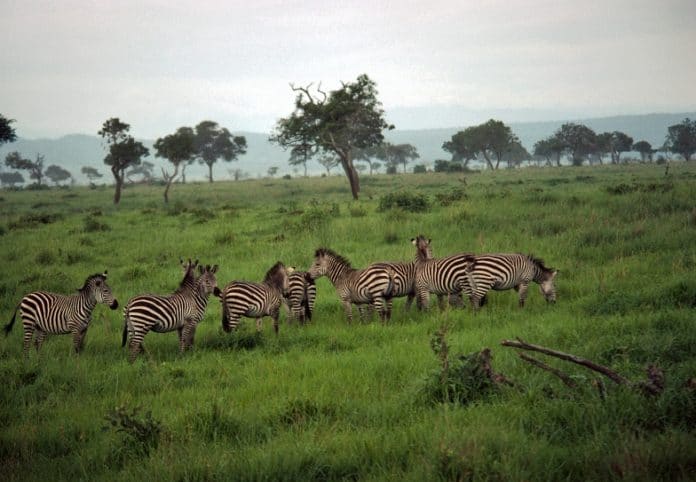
79,272,107,292
315,248,352,268
263,261,286,284
527,254,553,272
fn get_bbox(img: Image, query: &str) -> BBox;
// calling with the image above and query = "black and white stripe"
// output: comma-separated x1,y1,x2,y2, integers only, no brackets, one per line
122,262,218,362
464,253,558,308
309,248,394,322
4,272,118,356
285,270,316,324
411,235,476,310
368,260,419,314
217,262,290,334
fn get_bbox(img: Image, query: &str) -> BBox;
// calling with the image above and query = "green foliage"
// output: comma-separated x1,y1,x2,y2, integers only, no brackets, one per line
83,215,110,232
378,191,429,212
103,405,162,458
7,212,63,230
434,187,466,206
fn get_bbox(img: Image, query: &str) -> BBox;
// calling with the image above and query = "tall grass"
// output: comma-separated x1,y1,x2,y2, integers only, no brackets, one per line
1,164,695,480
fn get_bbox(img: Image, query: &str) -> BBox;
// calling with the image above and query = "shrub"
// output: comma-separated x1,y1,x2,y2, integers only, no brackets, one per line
413,164,427,174
104,405,162,458
349,205,367,217
83,215,110,232
8,212,63,230
378,191,429,212
435,187,467,206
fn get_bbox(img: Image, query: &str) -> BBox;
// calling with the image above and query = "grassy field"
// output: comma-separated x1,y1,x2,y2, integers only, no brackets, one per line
1,163,695,481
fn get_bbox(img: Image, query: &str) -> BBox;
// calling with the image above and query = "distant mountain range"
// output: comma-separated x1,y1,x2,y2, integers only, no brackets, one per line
1,112,693,184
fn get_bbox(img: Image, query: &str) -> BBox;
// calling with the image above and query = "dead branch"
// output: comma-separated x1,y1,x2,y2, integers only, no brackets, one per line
635,364,665,396
501,338,630,385
517,352,578,388
479,348,516,387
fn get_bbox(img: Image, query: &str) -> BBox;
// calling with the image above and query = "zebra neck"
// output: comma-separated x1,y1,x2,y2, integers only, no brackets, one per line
326,262,353,286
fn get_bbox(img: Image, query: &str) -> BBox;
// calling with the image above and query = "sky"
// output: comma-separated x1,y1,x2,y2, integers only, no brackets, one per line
2,0,695,139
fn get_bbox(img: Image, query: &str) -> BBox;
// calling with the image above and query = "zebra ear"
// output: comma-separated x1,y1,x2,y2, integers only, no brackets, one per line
198,265,204,275
410,238,416,245
552,270,558,278
211,264,219,273
287,266,296,274
103,270,108,278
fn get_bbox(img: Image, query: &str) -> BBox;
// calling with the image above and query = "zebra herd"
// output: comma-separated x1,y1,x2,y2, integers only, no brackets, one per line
4,235,557,362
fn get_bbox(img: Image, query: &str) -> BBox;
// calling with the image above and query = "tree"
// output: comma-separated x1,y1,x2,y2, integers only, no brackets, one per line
98,118,149,204
194,121,247,183
154,127,196,203
384,143,419,173
609,131,634,164
502,141,530,168
126,161,155,183
447,119,519,170
0,114,17,145
633,140,654,162
267,166,279,178
664,118,696,161
5,151,45,185
533,136,565,166
442,131,477,168
593,132,613,165
271,74,393,199
317,155,339,175
45,165,72,186
81,166,103,184
0,171,24,187
555,123,597,165
354,145,384,175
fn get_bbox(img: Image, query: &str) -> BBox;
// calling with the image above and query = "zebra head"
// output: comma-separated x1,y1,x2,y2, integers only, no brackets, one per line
309,248,330,279
264,262,291,296
196,264,219,297
531,257,557,304
411,235,433,260
82,271,118,309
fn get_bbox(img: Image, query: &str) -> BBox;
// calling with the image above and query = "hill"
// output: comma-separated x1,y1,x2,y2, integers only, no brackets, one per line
1,112,693,184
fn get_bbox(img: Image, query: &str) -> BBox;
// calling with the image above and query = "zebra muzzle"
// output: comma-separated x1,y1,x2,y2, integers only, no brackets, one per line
110,300,119,310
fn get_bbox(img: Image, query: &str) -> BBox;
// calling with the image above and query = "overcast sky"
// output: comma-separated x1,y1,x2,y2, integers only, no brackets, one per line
2,0,695,139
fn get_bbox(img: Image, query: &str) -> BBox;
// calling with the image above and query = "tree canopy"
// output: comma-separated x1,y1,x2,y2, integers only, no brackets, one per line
445,119,519,170
664,118,696,161
0,114,17,145
633,140,654,162
5,151,45,185
154,126,196,203
533,136,565,166
554,123,597,165
271,74,393,199
194,121,247,183
45,165,72,185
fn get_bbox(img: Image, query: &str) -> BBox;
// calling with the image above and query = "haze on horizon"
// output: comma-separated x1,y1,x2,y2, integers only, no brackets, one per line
2,0,695,140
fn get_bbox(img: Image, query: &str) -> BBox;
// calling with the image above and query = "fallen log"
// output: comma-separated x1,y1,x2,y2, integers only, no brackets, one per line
516,352,578,388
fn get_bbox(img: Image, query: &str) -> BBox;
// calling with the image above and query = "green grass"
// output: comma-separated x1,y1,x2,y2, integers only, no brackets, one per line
1,164,695,480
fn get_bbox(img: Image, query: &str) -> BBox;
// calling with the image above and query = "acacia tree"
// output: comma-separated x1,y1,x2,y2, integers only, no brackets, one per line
154,126,196,203
0,171,23,187
448,119,519,170
98,118,149,204
5,152,45,185
384,143,420,173
81,166,103,184
271,74,393,199
194,121,247,183
45,165,72,186
555,123,597,165
288,141,316,177
633,140,654,162
533,136,565,166
317,155,339,175
609,131,634,164
1,114,17,145
664,118,696,161
502,141,530,168
354,146,384,175
442,131,477,169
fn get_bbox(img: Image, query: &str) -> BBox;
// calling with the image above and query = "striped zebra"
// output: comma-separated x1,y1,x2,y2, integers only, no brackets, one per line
368,260,418,313
217,262,291,334
309,248,394,323
285,270,316,324
4,272,118,356
122,263,218,362
411,235,477,310
463,253,558,309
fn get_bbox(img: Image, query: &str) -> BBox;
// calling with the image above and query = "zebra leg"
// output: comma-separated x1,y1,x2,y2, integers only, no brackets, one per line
437,294,446,310
128,331,147,363
386,299,393,321
272,311,280,335
416,287,430,311
405,293,415,311
177,327,185,352
183,323,197,351
342,300,353,324
518,283,529,308
73,328,88,353
33,329,47,353
22,323,35,358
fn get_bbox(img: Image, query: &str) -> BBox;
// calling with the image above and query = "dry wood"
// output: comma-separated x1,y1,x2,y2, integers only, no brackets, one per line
517,352,578,388
479,348,516,387
501,338,630,385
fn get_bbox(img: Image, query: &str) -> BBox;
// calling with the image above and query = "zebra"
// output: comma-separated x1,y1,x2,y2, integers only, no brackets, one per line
368,260,418,314
122,263,218,363
216,261,291,334
411,235,477,311
4,271,118,357
284,270,316,324
308,248,394,323
462,253,558,309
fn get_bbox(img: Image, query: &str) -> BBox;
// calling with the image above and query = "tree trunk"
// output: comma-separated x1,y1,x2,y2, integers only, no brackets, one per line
162,164,180,204
207,162,214,183
482,151,495,170
112,170,123,204
339,155,360,200
303,161,307,177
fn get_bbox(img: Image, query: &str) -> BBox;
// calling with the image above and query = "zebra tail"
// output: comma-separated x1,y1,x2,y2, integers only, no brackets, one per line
121,318,128,347
385,267,395,298
4,304,20,336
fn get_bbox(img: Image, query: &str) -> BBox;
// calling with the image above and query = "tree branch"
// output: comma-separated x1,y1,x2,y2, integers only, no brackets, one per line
516,352,578,388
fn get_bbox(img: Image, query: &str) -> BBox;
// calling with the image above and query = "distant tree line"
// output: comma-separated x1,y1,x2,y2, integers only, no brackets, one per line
2,86,696,200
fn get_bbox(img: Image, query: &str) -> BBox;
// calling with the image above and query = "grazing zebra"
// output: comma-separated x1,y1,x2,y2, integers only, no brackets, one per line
285,270,316,324
217,262,291,334
4,272,118,356
309,248,394,323
122,263,218,362
411,235,477,311
463,253,558,309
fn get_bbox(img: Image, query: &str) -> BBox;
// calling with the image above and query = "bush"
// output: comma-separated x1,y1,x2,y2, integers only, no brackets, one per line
413,164,427,174
378,191,430,212
104,405,162,458
83,215,110,232
435,188,467,206
8,212,64,230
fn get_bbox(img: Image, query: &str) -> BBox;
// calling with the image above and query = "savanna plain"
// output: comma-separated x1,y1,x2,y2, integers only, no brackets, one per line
1,163,695,481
